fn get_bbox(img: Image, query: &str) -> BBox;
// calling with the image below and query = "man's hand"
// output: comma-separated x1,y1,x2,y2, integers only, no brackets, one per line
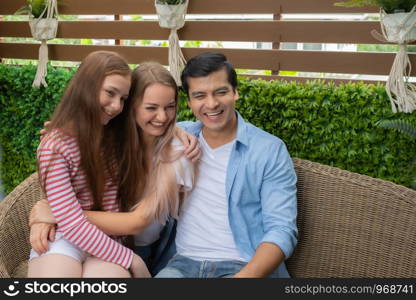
129,254,151,278
231,243,285,278
30,223,56,254
39,121,51,140
175,126,201,163
29,199,56,226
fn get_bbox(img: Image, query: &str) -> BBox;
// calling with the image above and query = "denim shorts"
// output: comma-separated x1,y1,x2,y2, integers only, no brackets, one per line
155,254,247,278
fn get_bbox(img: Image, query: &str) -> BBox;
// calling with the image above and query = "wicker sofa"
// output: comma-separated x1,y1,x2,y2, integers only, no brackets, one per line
1,158,415,278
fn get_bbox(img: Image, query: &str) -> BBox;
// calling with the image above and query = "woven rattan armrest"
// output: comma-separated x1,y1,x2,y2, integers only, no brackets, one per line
0,173,42,278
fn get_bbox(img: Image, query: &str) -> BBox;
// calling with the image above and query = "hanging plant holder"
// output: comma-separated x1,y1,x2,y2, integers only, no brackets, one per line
154,0,189,86
29,0,59,88
371,7,416,113
382,11,416,42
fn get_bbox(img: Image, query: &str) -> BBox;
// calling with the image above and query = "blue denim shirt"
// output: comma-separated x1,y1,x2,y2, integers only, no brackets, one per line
178,111,298,277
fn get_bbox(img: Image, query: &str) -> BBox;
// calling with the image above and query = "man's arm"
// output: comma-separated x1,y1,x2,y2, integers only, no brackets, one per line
236,140,298,278
233,242,285,278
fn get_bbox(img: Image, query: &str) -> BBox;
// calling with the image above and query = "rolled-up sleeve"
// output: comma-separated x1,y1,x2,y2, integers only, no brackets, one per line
259,141,298,258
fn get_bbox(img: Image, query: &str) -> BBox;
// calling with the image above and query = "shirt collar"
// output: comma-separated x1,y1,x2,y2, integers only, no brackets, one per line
189,110,249,147
235,111,249,147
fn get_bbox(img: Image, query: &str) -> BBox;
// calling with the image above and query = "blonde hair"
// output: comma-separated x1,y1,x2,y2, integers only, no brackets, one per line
118,62,196,223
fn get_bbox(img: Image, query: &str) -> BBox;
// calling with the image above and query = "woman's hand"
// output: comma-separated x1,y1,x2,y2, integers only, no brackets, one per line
29,199,56,226
129,254,151,278
39,121,51,140
175,126,201,163
30,223,56,254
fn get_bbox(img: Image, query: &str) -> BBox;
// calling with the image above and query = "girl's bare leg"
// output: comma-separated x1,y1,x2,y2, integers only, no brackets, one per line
27,254,82,277
81,257,131,278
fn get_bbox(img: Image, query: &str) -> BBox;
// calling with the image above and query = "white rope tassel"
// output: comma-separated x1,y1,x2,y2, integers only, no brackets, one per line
168,29,187,86
155,0,188,86
376,6,416,113
386,44,416,113
33,40,49,88
30,0,59,88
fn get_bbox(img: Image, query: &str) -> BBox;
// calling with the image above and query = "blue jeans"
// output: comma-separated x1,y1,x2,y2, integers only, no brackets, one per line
133,217,177,277
155,254,247,278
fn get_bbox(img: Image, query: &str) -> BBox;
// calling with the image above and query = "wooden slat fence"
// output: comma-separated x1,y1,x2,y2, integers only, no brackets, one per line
1,0,415,82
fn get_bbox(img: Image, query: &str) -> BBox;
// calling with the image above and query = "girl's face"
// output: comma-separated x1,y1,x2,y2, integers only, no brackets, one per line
135,83,176,141
99,74,131,125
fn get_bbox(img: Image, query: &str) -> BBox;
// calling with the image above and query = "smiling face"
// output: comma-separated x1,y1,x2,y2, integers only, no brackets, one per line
187,68,239,138
99,74,131,125
134,82,177,143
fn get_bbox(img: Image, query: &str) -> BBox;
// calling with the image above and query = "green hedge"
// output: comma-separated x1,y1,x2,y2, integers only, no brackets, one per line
1,64,416,195
0,64,75,194
236,77,416,187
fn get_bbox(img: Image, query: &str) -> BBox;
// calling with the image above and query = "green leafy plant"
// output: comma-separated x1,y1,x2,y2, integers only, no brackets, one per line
15,0,61,18
377,119,416,138
335,0,416,13
0,64,74,193
377,119,416,188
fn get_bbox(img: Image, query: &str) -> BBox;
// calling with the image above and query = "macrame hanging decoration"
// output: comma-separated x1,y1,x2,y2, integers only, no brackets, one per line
371,6,416,113
154,0,188,86
29,0,59,88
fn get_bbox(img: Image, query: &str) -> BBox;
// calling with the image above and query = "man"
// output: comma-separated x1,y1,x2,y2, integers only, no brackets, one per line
155,52,298,278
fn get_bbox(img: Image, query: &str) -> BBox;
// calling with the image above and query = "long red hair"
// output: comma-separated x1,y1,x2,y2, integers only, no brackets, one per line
38,51,131,210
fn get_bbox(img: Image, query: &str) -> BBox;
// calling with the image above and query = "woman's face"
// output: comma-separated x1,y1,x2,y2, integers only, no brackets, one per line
135,83,176,140
98,74,131,125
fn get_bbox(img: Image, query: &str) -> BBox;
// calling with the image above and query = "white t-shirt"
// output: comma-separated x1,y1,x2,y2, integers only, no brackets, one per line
175,133,245,262
134,139,193,247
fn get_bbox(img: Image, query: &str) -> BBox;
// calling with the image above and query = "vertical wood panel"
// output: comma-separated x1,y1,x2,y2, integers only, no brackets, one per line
272,14,281,75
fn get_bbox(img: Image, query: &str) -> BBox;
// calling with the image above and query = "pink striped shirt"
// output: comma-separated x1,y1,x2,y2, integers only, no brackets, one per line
37,129,133,269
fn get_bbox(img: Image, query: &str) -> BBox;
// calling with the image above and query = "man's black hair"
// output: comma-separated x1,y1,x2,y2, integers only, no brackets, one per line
181,52,237,97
